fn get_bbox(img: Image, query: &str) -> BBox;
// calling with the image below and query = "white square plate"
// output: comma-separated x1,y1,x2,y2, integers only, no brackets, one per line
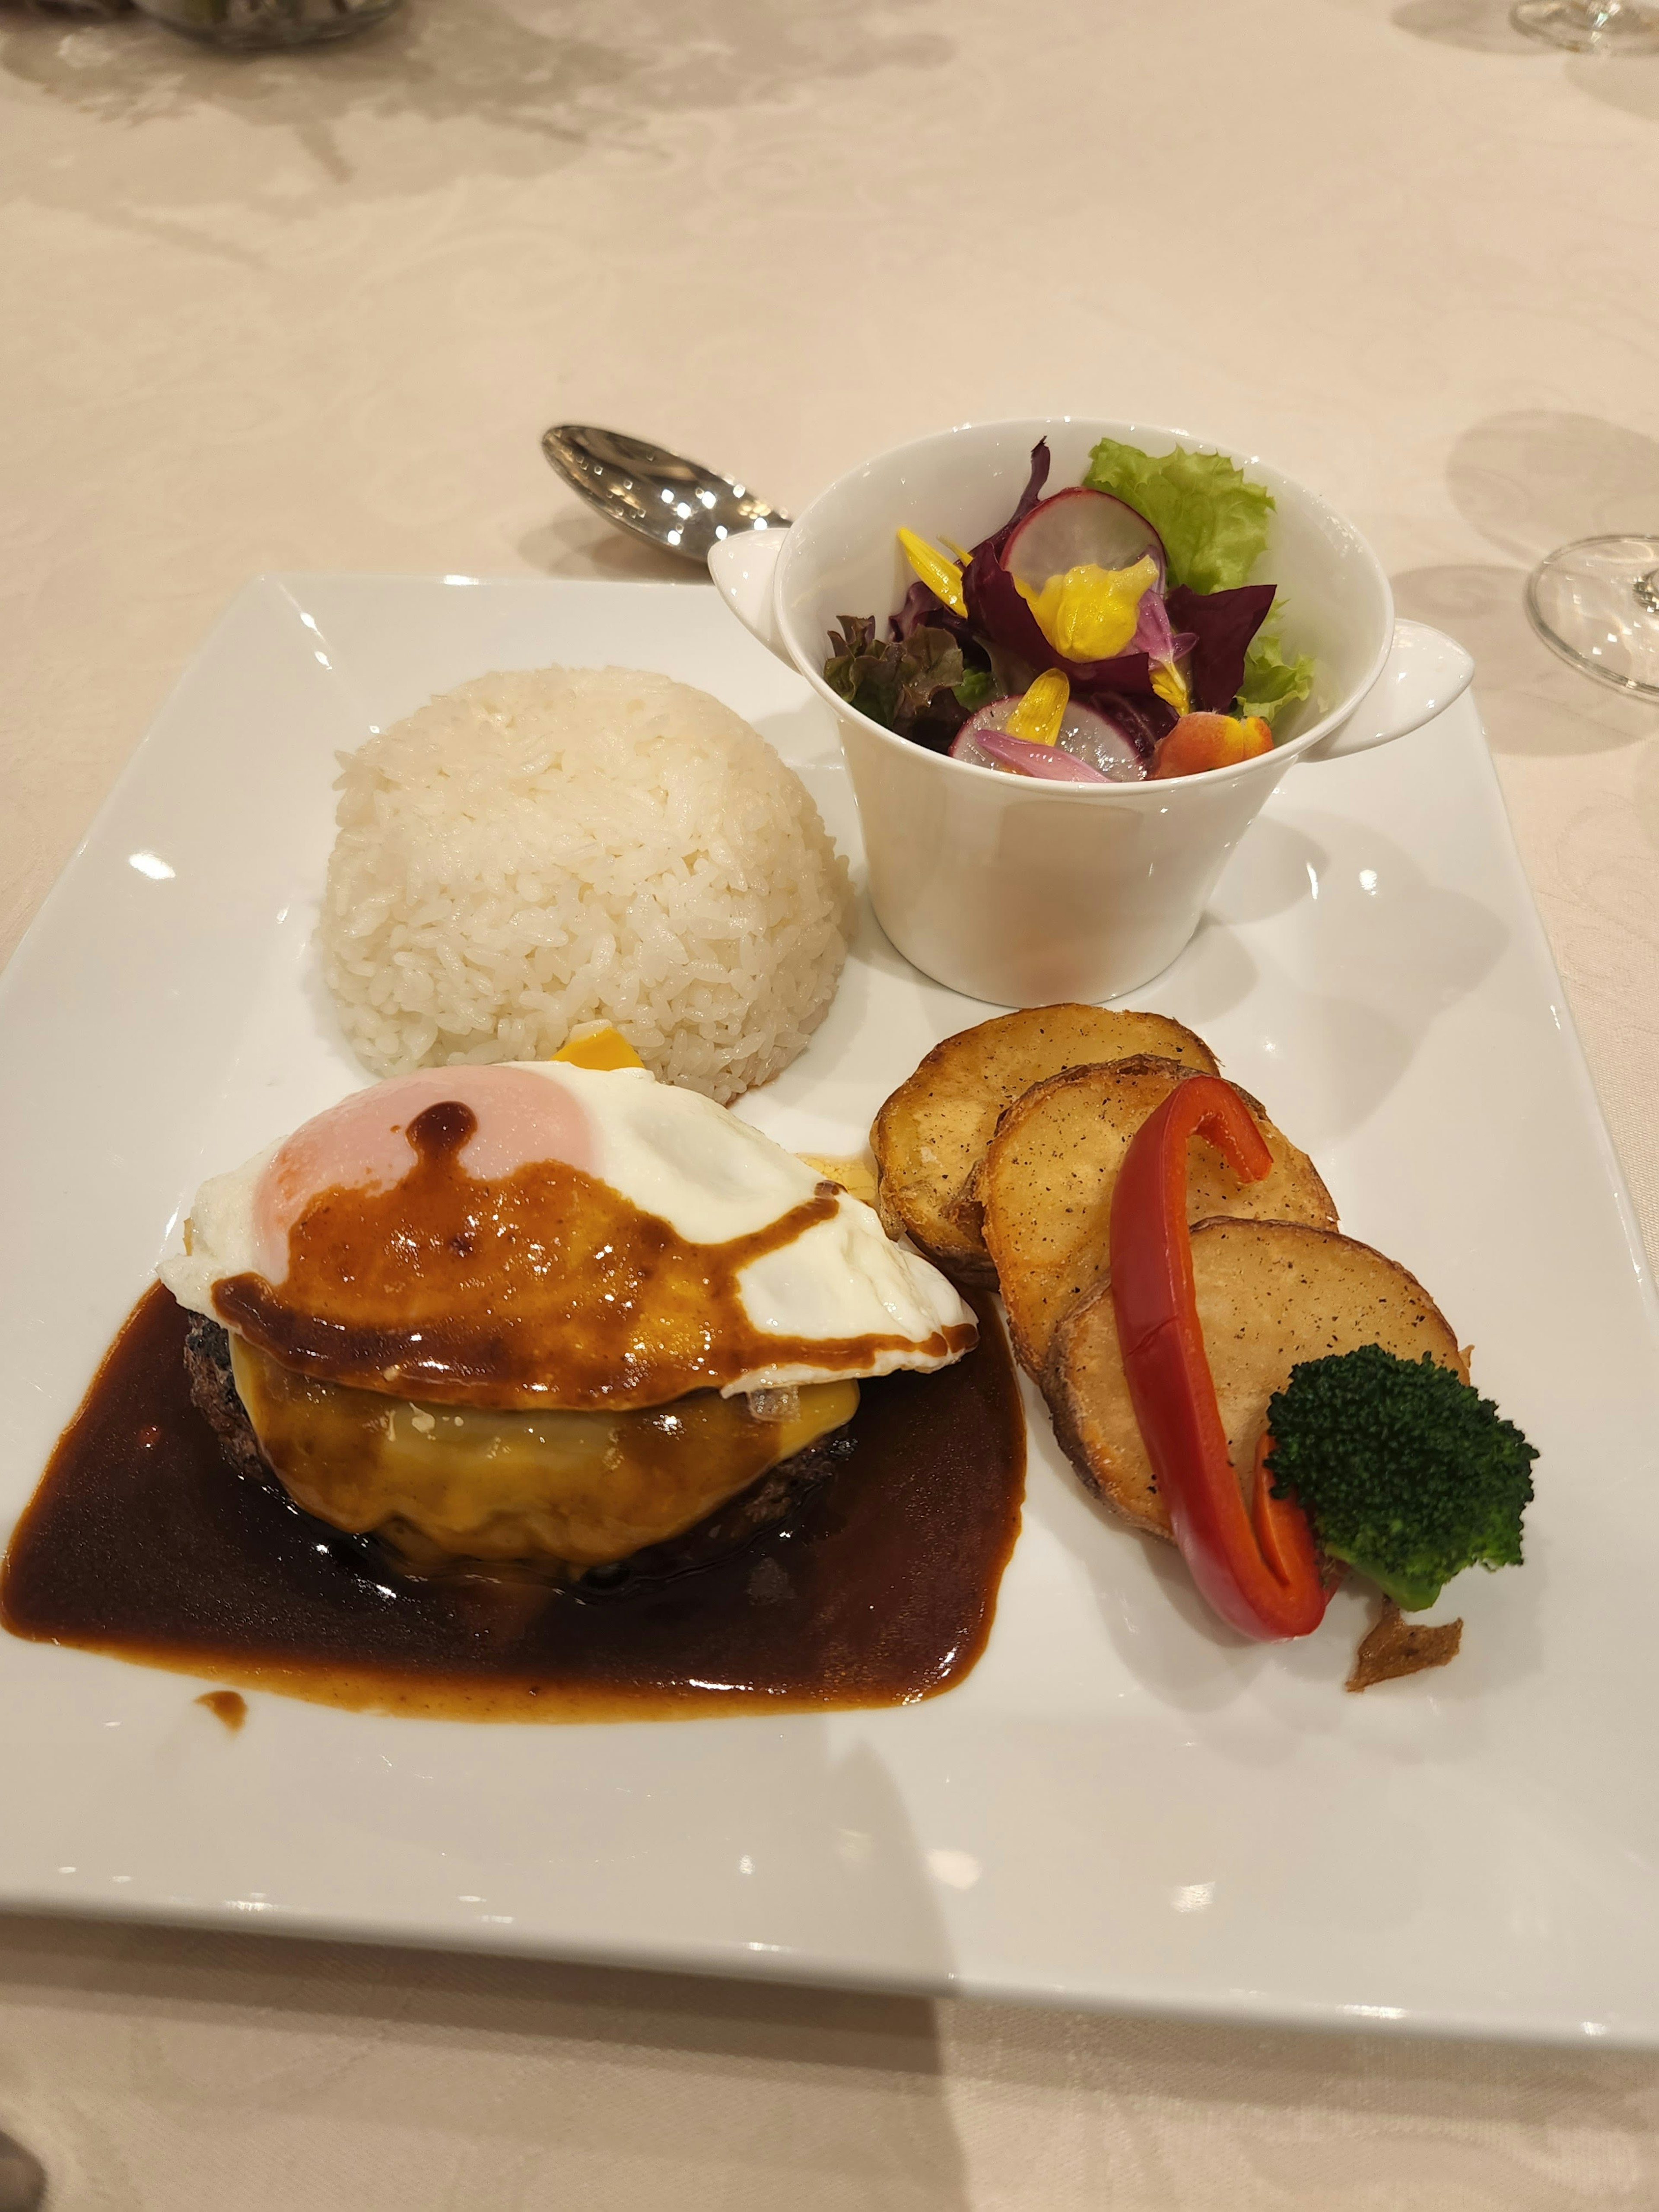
3,575,1656,2047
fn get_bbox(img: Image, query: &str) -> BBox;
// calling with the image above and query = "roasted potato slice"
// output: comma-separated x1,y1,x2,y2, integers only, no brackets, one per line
871,1005,1217,1283
1045,1218,1465,1538
981,1057,1336,1379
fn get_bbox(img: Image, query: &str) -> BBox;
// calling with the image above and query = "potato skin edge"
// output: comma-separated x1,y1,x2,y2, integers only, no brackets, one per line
983,1057,1337,1381
1041,1218,1467,1545
871,1007,1219,1285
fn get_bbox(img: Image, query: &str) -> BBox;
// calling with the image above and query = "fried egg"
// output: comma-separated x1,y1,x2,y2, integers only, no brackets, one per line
162,1061,977,1570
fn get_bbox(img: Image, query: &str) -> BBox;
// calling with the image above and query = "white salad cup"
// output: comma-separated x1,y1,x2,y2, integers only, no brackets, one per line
709,417,1474,1006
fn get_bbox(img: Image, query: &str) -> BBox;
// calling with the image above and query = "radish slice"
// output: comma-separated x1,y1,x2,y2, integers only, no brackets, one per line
1002,487,1165,594
950,696,1146,782
1055,702,1150,779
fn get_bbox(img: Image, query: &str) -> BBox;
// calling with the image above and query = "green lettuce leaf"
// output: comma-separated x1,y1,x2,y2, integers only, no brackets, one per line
1238,616,1316,727
953,666,995,710
1083,438,1274,595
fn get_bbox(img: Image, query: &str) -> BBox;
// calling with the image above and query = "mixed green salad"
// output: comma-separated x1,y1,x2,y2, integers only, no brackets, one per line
823,437,1316,784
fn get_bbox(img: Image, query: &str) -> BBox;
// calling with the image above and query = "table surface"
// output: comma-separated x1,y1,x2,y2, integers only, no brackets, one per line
5,0,1659,2203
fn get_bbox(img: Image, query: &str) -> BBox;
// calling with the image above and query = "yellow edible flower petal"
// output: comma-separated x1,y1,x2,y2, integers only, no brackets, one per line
1150,658,1191,715
1004,669,1070,747
1017,553,1159,662
553,1021,644,1071
897,527,967,619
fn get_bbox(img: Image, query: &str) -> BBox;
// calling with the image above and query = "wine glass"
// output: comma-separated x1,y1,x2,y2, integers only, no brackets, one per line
1511,0,1659,50
1525,536,1659,696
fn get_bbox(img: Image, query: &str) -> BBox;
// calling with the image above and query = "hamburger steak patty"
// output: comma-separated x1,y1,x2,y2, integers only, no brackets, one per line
181,1315,848,1587
184,1314,271,1488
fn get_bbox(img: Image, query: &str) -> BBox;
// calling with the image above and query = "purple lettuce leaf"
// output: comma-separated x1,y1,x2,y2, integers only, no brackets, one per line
1166,582,1278,712
896,442,1051,661
887,581,991,742
978,439,1054,561
963,549,1067,674
892,578,946,640
891,577,981,661
958,439,1056,665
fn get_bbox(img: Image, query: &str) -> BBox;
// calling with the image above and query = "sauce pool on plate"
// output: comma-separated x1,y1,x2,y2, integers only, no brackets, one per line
0,1284,1026,1722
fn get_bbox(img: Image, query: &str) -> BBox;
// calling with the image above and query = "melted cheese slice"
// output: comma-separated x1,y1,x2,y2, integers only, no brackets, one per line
229,1337,856,1570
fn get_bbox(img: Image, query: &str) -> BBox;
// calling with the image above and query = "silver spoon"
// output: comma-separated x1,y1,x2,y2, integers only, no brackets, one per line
0,2130,44,2212
540,426,789,564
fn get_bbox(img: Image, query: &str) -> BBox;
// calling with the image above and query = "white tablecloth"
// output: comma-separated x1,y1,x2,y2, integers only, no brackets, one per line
5,0,1659,2200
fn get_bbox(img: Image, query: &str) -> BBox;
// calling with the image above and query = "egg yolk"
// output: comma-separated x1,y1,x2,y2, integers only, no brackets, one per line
552,1022,644,1071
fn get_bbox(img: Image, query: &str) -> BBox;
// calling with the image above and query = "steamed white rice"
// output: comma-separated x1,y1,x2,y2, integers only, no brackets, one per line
320,667,852,1103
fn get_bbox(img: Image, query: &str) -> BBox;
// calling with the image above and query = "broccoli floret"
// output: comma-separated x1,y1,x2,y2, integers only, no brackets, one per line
1264,1346,1536,1612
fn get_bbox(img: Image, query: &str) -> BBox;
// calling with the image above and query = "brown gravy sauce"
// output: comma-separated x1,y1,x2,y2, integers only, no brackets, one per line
214,1099,973,1410
195,1689,248,1732
0,1283,1025,1723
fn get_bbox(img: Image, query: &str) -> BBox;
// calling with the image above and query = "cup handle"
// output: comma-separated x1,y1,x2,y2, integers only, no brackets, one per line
707,529,791,664
1300,620,1474,761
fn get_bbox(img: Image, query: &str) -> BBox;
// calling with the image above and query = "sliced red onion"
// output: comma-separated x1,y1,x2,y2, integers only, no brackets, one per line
1002,486,1166,594
950,696,1146,783
1129,588,1182,665
973,730,1112,782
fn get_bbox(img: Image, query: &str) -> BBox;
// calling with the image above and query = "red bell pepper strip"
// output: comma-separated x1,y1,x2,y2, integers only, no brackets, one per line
1109,1075,1328,1641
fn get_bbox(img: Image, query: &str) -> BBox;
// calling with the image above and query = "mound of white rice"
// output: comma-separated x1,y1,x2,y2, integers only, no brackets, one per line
320,667,852,1103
